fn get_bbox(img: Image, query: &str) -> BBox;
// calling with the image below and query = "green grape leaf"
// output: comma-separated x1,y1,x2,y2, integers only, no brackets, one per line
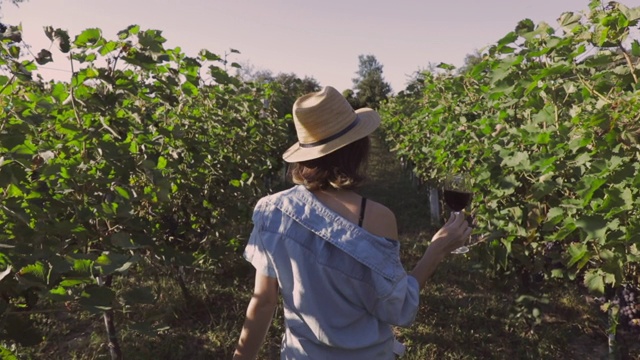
632,40,640,57
74,28,102,47
501,151,530,169
575,176,607,206
583,270,609,295
79,285,115,311
575,215,608,242
567,243,588,268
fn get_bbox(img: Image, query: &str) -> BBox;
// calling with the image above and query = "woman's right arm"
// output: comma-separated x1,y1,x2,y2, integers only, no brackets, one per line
410,212,471,288
365,203,469,288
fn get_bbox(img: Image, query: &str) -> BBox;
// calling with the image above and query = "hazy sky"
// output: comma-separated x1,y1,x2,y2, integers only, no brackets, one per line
1,0,626,92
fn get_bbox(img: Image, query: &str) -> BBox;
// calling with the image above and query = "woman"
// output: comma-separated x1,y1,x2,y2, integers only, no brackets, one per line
233,86,471,359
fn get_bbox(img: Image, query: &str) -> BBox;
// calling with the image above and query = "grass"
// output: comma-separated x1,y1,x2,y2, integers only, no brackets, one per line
9,130,640,359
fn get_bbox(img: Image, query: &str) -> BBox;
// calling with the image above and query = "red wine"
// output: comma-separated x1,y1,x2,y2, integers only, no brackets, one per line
443,190,472,212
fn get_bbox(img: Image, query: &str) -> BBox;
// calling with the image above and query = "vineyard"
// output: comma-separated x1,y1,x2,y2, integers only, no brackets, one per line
0,22,293,358
380,0,640,353
0,0,639,359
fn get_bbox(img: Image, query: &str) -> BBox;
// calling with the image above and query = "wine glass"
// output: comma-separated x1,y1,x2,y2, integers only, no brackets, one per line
443,173,473,254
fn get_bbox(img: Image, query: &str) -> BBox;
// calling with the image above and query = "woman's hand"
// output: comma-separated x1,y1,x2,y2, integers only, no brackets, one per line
430,212,472,254
410,212,472,288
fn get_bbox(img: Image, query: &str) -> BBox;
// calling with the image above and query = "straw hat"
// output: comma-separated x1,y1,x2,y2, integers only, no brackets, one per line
282,86,381,163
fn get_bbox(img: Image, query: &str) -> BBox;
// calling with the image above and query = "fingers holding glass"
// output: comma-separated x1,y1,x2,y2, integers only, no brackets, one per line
443,173,473,254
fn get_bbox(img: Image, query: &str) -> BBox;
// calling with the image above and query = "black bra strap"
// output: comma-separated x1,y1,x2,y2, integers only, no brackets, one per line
358,197,367,227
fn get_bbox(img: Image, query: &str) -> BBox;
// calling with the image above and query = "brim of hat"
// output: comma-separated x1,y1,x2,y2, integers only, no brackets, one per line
282,107,381,163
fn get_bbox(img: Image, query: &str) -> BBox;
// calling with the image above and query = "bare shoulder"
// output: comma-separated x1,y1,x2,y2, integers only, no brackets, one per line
363,199,398,240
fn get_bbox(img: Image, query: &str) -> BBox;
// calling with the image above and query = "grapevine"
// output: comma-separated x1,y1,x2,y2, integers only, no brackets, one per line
379,0,640,340
0,23,290,356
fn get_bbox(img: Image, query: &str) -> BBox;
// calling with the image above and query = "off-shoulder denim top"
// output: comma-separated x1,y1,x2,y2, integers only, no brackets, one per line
244,185,420,359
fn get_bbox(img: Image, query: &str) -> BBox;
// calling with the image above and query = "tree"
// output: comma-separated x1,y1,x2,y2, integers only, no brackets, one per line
352,54,391,109
398,70,427,98
236,64,321,118
234,60,274,84
270,72,321,118
342,89,360,109
457,49,485,74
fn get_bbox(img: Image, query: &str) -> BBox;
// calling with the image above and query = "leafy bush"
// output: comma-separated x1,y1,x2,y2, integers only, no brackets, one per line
0,24,289,355
380,0,640,314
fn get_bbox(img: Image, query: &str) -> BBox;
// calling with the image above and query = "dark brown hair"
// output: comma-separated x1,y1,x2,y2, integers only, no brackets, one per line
289,136,370,191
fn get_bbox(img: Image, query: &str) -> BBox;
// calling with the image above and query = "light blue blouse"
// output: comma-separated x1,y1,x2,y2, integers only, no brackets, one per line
244,185,420,359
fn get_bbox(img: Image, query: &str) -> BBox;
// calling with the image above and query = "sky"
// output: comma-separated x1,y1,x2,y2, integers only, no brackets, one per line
1,0,633,93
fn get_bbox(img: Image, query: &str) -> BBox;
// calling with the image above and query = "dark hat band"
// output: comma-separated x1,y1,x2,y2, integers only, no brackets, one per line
299,115,361,148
